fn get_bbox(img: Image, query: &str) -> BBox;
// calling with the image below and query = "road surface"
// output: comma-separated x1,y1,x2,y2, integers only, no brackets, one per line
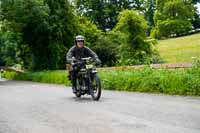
0,80,200,133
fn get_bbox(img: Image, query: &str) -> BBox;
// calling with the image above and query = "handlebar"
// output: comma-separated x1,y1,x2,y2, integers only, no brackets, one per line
71,57,94,63
71,57,100,66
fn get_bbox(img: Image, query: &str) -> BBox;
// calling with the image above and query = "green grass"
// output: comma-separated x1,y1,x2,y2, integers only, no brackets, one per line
99,67,200,96
157,33,200,63
3,70,71,85
3,63,200,96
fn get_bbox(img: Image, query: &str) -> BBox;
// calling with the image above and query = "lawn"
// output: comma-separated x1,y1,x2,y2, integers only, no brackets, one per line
157,33,200,63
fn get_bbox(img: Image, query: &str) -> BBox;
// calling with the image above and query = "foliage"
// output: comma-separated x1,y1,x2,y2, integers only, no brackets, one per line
91,35,119,66
4,65,200,96
191,8,200,29
0,31,19,66
0,0,78,70
75,0,148,30
113,10,160,65
192,0,200,30
152,0,194,38
144,0,156,36
3,70,71,85
0,0,198,71
99,67,200,96
77,16,102,47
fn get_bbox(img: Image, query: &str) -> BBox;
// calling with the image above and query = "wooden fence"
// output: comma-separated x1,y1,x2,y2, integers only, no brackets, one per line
98,62,193,70
0,62,193,72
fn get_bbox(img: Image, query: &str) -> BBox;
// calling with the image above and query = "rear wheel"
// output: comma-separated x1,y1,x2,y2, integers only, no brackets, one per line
90,74,101,101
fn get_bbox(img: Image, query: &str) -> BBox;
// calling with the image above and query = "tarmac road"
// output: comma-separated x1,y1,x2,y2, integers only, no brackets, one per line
0,80,200,133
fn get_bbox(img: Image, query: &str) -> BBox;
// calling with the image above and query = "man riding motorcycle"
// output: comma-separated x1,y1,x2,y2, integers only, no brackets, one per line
66,35,101,93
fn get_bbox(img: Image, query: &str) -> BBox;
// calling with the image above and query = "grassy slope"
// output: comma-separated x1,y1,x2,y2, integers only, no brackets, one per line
157,33,200,63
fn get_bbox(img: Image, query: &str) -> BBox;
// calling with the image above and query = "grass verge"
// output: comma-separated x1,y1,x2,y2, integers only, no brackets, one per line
3,63,200,96
3,70,71,86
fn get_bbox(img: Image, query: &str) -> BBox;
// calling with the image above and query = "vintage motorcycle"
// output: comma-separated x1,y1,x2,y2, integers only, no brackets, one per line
71,57,101,101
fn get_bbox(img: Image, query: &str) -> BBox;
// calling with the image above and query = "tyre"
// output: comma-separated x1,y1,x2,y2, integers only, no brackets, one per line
75,78,81,98
75,92,81,97
90,74,101,101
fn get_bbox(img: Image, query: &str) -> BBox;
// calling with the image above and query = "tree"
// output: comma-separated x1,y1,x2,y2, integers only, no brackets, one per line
77,16,102,47
192,0,200,4
152,0,194,38
1,0,78,70
43,0,78,70
191,0,200,29
0,31,19,66
92,35,118,66
191,11,200,29
144,0,156,36
114,10,156,65
75,0,146,31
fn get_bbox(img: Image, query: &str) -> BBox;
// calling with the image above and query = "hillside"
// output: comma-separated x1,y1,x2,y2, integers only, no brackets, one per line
157,33,200,63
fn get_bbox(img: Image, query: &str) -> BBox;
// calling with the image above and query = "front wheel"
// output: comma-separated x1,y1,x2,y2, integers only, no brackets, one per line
75,92,81,98
75,78,81,98
90,74,101,101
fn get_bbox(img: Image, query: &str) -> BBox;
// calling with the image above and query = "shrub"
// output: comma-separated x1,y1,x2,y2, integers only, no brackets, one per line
4,65,200,96
92,35,118,66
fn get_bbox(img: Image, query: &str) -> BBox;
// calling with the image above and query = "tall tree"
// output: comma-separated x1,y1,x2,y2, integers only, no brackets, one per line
43,0,78,70
1,0,78,70
144,0,156,36
75,0,146,31
0,31,19,66
113,10,155,65
192,0,200,4
152,0,194,38
191,0,200,29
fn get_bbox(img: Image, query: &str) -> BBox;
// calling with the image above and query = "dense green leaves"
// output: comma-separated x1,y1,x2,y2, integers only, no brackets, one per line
152,0,194,38
113,10,159,65
75,0,147,30
77,16,102,47
0,0,198,70
92,35,118,66
1,0,78,70
0,32,19,66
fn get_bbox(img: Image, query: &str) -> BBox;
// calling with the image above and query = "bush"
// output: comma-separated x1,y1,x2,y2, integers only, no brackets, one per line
78,17,102,47
92,35,118,66
99,66,200,96
4,65,200,96
4,71,71,85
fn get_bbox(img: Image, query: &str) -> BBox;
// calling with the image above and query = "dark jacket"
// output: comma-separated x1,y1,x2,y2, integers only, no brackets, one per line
66,46,100,64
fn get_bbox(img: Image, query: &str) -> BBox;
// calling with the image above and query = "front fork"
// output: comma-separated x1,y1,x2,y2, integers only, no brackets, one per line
87,71,96,95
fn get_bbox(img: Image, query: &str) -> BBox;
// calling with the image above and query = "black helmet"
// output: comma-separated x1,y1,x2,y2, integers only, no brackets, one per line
75,35,84,42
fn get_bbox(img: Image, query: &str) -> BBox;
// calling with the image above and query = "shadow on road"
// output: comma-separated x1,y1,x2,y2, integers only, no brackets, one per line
67,96,106,103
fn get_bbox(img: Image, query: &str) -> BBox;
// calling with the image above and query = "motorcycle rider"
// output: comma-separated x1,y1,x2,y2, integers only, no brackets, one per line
66,35,101,93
